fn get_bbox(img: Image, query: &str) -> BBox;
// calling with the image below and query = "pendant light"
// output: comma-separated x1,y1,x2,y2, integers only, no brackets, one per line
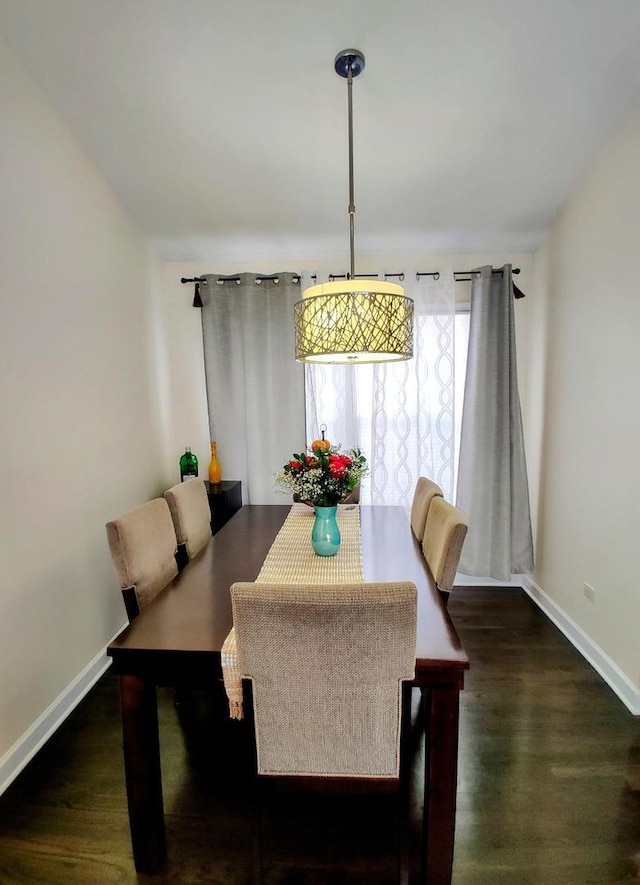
294,50,414,364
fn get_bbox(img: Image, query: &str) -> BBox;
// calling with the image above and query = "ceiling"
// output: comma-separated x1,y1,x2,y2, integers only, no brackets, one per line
2,0,640,261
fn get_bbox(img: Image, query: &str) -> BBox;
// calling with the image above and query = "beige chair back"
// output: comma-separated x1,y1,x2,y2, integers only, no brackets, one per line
231,581,417,779
106,498,178,618
164,479,212,561
422,497,468,594
410,476,443,541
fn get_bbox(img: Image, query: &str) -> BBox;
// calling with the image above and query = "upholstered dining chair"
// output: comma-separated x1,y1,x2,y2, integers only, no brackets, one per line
106,498,178,621
229,580,417,882
422,496,468,605
164,478,212,570
410,476,443,542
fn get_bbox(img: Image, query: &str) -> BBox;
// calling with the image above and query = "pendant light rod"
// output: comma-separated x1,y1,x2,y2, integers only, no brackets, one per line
347,63,355,280
335,49,365,281
294,49,413,365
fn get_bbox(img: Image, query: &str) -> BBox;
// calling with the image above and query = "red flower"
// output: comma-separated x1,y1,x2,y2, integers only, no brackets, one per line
328,454,351,478
305,455,320,469
288,460,303,470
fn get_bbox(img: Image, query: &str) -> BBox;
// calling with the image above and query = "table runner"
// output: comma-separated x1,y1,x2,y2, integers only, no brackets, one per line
257,503,363,582
222,504,363,718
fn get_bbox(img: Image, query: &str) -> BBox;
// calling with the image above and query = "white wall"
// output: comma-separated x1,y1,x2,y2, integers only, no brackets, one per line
0,36,172,778
529,95,640,697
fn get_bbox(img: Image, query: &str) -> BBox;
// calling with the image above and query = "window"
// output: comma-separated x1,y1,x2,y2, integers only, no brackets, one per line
305,302,470,506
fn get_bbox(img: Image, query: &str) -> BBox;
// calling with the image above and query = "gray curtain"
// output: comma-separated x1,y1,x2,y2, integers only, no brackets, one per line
199,273,305,504
456,265,533,580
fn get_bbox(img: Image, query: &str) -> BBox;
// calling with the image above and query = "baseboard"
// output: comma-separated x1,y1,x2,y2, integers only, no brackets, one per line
0,621,128,797
522,576,640,715
456,572,526,587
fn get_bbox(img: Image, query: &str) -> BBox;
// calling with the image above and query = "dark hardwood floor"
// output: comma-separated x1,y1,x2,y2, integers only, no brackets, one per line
0,587,638,883
450,589,640,885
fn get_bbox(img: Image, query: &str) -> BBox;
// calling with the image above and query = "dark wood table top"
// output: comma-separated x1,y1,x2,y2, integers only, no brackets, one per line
107,505,468,679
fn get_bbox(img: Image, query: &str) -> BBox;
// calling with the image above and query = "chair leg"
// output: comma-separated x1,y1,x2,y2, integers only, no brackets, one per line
406,686,426,759
249,785,262,885
245,687,262,885
398,682,414,884
397,790,410,885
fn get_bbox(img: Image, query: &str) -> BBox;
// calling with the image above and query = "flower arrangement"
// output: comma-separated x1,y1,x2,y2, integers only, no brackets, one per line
275,443,368,507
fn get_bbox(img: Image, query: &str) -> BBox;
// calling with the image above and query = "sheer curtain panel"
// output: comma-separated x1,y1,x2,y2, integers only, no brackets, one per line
456,265,534,580
199,273,305,504
305,271,457,504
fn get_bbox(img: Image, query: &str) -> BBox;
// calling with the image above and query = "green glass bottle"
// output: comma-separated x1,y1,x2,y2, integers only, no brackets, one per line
179,447,198,482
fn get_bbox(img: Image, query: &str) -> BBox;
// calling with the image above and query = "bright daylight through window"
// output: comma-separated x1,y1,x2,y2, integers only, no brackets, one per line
305,307,470,506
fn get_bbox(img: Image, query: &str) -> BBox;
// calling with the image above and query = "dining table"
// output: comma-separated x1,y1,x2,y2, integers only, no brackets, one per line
107,503,469,883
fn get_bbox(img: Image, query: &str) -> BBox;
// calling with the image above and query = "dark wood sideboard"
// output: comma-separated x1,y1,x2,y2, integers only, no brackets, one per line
204,480,242,534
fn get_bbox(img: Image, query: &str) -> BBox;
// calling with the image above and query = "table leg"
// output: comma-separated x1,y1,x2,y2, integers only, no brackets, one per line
120,674,166,873
421,683,460,885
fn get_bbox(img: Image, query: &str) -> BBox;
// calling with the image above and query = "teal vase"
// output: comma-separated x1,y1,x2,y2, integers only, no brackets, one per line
311,505,341,557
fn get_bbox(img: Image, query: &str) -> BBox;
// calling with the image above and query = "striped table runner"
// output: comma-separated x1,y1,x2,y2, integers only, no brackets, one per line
222,504,363,717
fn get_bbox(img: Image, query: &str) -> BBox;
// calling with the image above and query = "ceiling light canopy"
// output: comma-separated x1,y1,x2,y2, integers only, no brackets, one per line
294,50,414,365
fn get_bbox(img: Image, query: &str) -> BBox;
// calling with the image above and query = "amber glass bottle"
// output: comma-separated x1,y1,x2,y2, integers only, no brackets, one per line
208,440,222,484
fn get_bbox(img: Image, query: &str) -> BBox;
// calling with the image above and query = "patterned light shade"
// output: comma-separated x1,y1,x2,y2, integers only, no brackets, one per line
294,280,414,364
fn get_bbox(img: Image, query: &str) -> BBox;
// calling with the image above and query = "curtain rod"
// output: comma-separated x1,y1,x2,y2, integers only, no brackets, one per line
180,274,301,285
181,268,520,286
182,266,524,302
181,267,520,286
416,267,520,281
311,268,521,283
181,274,301,306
